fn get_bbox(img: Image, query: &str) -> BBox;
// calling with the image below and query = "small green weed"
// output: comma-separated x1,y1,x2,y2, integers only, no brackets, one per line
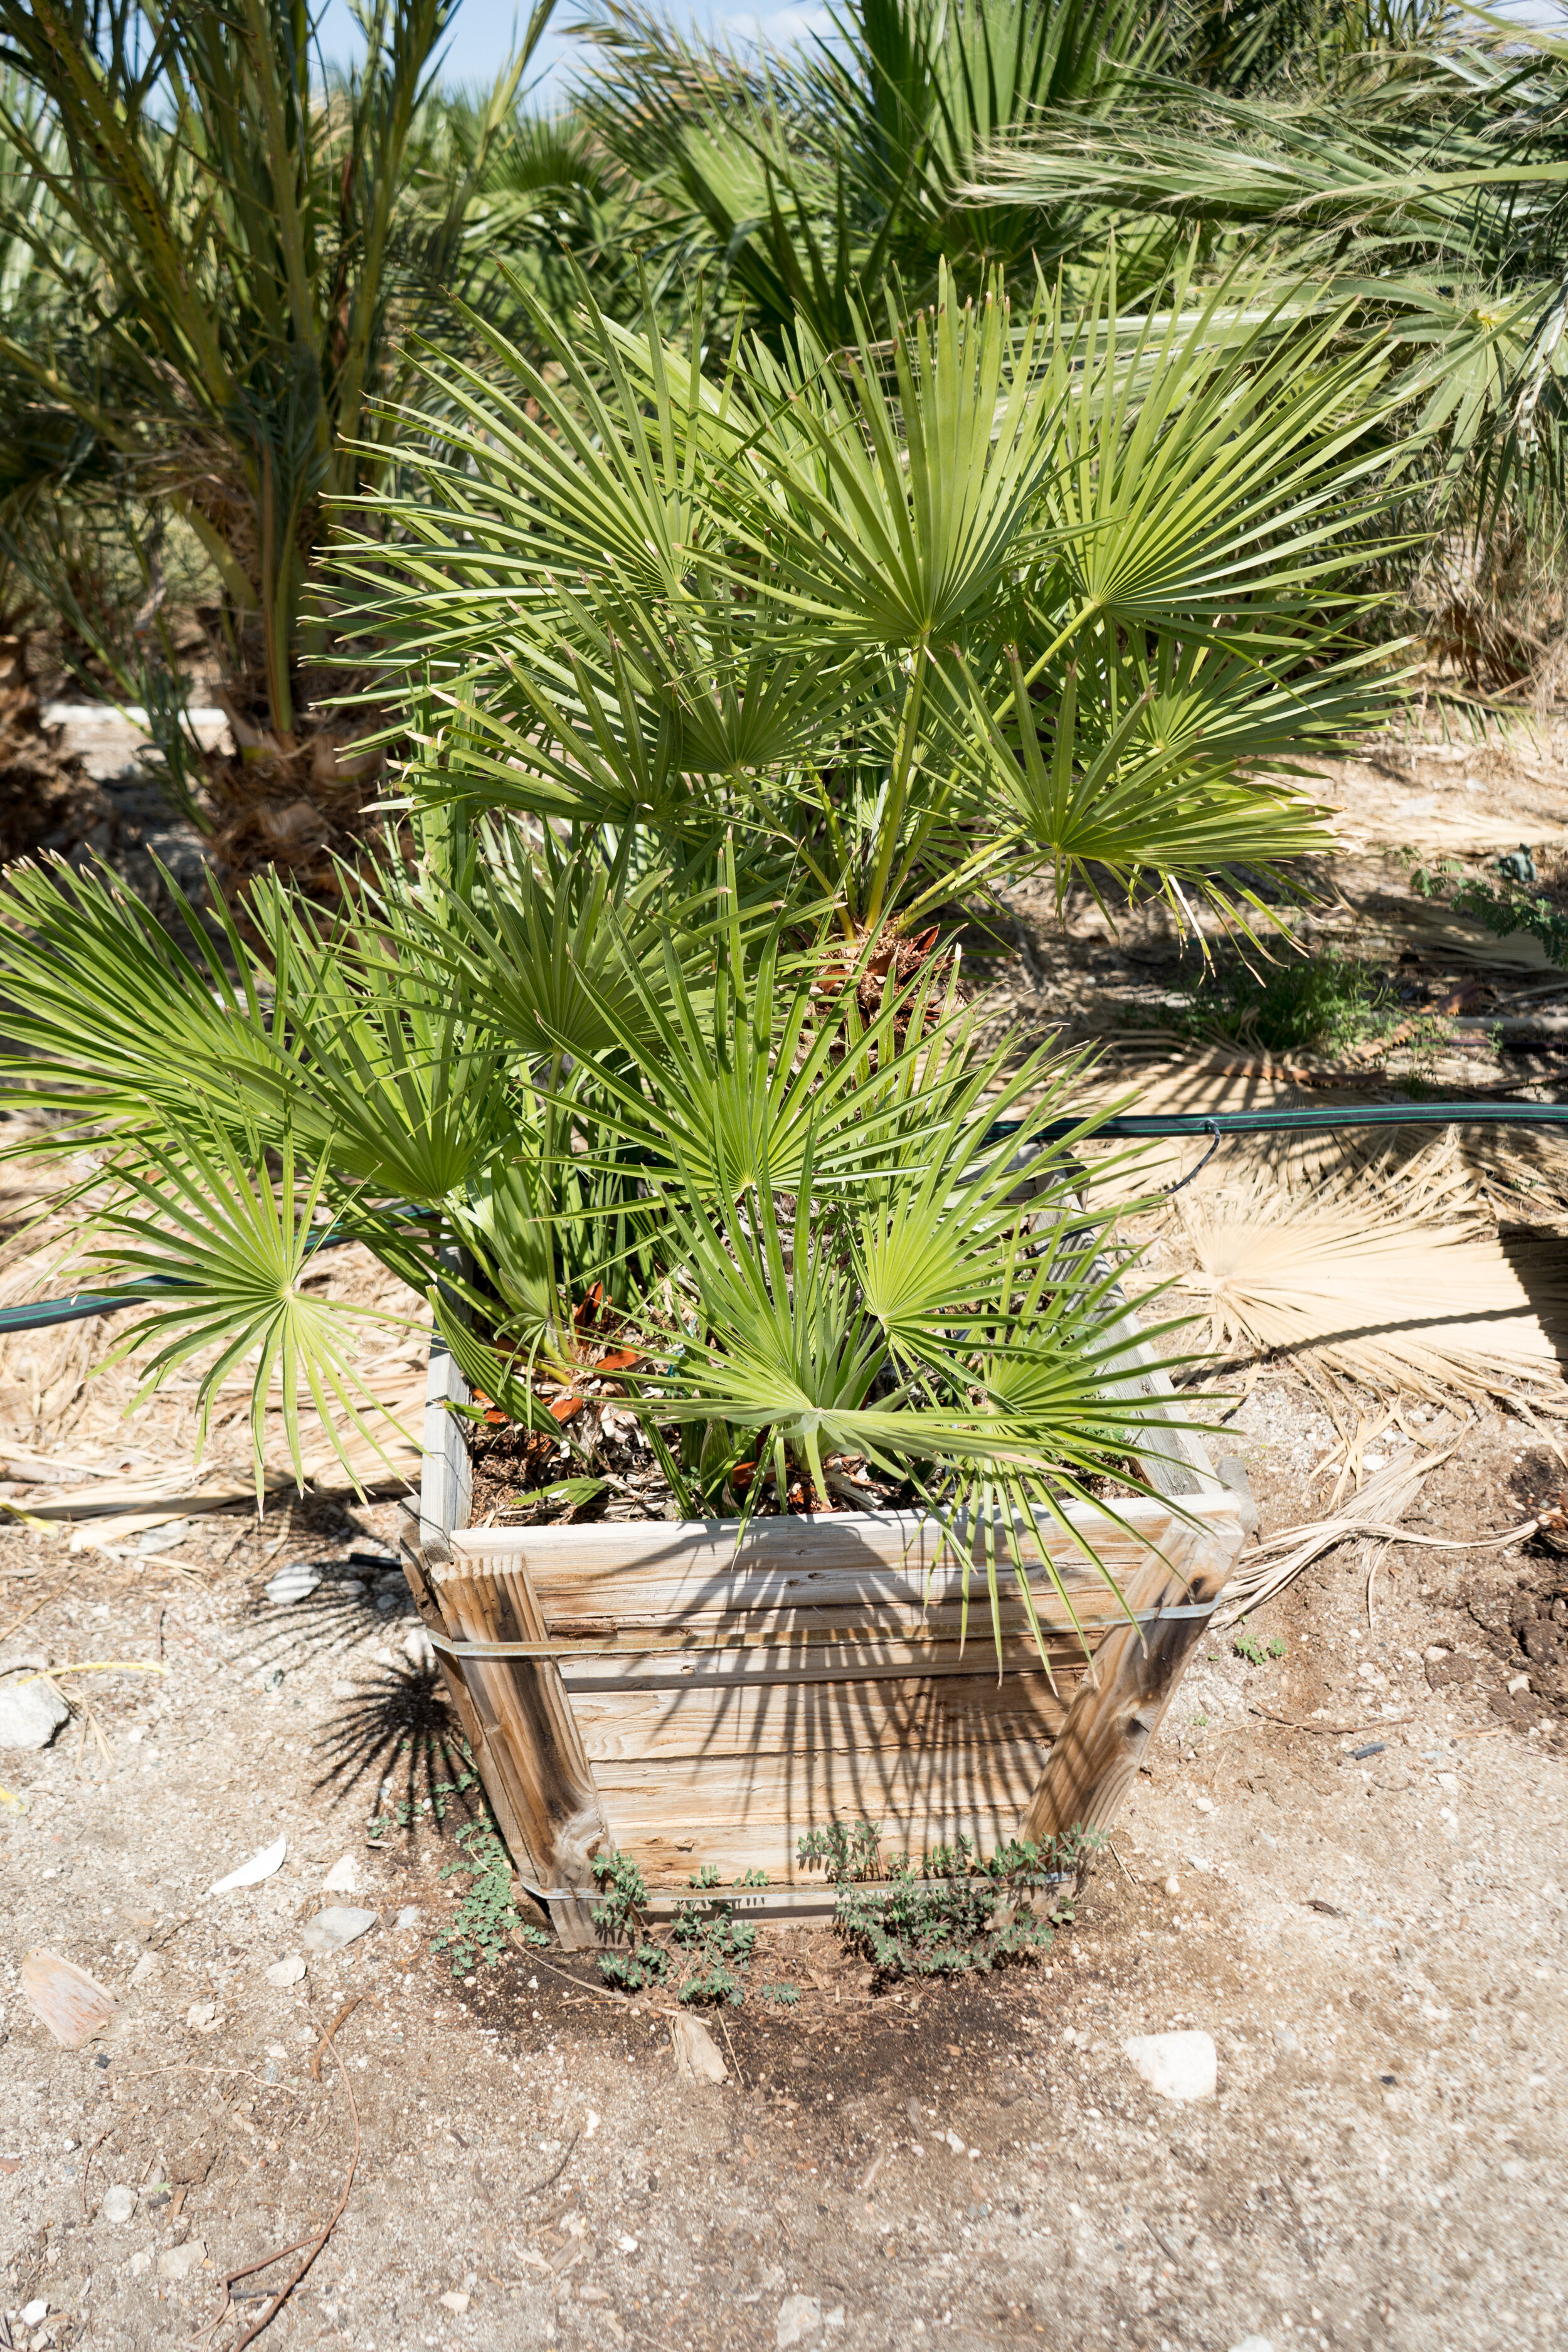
670,1866,760,2006
1167,948,1412,1059
1234,1623,1286,1665
590,1853,768,2005
433,1813,548,1976
1410,854,1568,965
366,1758,480,1837
590,1851,672,1993
800,1819,1102,1984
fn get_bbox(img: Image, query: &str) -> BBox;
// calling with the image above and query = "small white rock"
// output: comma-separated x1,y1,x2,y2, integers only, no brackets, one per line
1123,2030,1217,2104
300,1905,376,1954
264,1564,321,1604
128,2250,151,2277
128,1950,163,1988
265,1956,306,1988
395,1905,421,1929
1507,1671,1530,1694
1163,1875,1180,1897
404,1626,435,1670
20,2301,48,2327
1193,1795,1214,1814
322,1855,359,1893
438,2291,470,2314
0,1680,70,1751
100,2185,137,2224
617,2235,638,2254
777,2294,822,2348
185,2000,218,2031
1226,2339,1278,2352
1272,2023,1301,2055
825,2309,846,2332
584,2109,600,2137
157,2239,206,2280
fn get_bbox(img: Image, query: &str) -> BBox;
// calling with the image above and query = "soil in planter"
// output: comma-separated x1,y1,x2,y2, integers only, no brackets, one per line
464,1408,910,1531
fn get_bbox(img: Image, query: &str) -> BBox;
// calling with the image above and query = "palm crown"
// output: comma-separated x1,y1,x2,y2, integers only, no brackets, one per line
0,246,1406,1635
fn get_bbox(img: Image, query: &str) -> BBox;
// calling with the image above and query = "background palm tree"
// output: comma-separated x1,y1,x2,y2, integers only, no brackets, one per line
0,0,577,883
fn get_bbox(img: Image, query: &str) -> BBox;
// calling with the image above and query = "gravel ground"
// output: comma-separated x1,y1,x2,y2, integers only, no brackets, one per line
1,1384,1564,2352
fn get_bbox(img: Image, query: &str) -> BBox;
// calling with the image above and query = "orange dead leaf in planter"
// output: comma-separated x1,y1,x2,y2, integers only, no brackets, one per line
470,1389,508,1426
21,1951,118,2048
593,1350,640,1374
548,1394,585,1423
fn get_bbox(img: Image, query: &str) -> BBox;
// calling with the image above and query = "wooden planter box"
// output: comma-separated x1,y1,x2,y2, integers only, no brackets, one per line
398,1332,1244,1947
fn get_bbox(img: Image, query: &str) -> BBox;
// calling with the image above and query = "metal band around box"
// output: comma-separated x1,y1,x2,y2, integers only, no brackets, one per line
425,1597,1221,1670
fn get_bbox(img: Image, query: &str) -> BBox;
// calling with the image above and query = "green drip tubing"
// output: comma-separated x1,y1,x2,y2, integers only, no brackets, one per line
2,1099,1564,1337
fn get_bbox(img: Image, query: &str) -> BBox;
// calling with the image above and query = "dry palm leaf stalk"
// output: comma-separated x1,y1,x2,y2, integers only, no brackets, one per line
1217,1436,1538,1624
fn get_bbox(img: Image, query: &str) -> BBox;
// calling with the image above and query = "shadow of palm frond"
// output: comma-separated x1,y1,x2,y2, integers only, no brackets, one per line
310,1660,470,1832
237,1551,414,1679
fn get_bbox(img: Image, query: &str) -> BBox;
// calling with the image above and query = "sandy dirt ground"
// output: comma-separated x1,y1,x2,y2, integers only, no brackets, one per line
2,720,1567,2352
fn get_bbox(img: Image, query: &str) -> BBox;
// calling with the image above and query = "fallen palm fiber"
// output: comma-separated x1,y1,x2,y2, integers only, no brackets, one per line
200,2002,360,2352
1251,1705,1413,1735
0,1567,81,1647
1217,1446,1454,1625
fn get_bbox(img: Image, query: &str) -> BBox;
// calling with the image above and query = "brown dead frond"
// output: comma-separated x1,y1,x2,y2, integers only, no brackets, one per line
1162,1133,1568,1411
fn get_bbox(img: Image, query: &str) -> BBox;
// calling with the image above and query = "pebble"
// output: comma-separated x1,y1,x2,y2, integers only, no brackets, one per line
1226,2339,1278,2352
395,1905,422,1929
263,1564,322,1605
1163,1875,1180,1896
438,2291,470,2314
265,1956,307,1988
186,2000,218,2030
404,1626,435,1670
1272,2023,1301,2055
100,2185,136,2224
157,2240,206,2280
128,1951,163,1988
1123,2030,1217,2104
19,2302,47,2328
322,1855,360,1893
1193,1796,1214,1813
300,1906,376,1954
777,2294,822,2347
0,1680,70,1751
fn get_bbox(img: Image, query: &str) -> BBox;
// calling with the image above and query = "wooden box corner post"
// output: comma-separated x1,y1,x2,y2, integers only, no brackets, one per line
398,1335,607,1950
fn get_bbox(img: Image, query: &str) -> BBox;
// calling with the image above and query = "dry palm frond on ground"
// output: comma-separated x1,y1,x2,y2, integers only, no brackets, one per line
1156,1131,1568,1412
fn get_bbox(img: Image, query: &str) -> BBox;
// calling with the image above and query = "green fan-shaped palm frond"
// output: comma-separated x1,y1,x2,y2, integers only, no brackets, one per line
87,1119,418,1496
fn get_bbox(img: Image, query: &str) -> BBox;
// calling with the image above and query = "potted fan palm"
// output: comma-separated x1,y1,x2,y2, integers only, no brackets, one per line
0,263,1398,1937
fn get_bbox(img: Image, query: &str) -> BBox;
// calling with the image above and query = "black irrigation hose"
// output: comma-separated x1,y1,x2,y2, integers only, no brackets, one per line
0,1209,435,1337
0,1101,1562,1338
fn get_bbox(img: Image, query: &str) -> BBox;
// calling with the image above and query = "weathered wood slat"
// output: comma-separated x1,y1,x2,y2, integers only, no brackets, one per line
551,1641,1091,1690
566,1669,1070,1766
449,1500,1191,1599
603,1823,1013,1888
